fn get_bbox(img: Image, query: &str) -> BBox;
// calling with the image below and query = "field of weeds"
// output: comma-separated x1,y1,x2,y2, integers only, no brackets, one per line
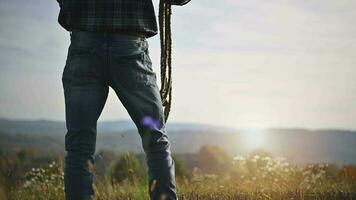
7,154,356,200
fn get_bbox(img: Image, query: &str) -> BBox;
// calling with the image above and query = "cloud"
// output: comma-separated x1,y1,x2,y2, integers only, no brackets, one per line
194,0,356,52
163,0,356,129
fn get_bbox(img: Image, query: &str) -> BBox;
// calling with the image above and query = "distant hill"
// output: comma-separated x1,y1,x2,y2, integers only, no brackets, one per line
0,118,229,135
0,118,355,164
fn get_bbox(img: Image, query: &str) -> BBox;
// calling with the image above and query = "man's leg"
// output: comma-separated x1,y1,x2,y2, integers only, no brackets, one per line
107,36,177,200
62,31,109,200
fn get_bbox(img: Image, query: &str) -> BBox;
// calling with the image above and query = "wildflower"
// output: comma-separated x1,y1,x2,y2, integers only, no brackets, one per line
262,156,271,161
233,155,245,161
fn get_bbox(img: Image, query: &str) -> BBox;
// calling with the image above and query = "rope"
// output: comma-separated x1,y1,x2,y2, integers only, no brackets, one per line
159,0,172,123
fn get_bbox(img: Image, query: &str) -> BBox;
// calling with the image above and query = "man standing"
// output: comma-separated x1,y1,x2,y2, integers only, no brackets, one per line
56,0,190,199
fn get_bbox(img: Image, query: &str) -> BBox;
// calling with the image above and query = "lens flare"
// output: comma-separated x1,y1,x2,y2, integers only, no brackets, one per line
141,116,162,130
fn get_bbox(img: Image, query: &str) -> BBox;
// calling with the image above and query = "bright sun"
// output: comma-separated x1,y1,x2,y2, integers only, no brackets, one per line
243,129,266,149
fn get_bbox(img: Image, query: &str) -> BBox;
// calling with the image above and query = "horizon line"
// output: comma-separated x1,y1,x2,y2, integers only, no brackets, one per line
0,116,355,132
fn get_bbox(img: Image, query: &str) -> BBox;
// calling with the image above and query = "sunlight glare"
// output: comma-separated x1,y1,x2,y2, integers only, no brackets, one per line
243,129,266,149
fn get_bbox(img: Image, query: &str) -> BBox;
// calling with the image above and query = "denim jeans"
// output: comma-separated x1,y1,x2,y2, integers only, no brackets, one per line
61,30,177,200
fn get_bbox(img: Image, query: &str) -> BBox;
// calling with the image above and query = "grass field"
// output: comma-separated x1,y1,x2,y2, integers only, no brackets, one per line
6,153,356,200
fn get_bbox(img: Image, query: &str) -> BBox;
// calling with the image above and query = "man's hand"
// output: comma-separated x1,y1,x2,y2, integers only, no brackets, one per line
166,0,191,6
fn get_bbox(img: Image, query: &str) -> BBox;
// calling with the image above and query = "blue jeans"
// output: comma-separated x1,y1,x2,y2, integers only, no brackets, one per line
62,30,177,200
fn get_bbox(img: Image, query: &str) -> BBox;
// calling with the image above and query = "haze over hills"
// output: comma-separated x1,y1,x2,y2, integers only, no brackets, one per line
0,118,229,135
0,118,355,165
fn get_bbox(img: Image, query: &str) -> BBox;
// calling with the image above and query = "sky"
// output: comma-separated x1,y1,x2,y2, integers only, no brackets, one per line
0,0,355,130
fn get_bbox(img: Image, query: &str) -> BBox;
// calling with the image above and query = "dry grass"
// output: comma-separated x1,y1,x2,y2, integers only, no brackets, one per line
7,156,356,200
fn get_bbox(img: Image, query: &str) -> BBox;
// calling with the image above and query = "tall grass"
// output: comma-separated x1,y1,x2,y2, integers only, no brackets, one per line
7,154,356,200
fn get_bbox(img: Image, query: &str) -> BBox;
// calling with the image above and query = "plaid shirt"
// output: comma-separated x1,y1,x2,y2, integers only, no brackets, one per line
57,0,191,38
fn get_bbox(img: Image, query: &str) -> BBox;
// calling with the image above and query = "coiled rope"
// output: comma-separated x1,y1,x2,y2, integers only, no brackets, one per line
159,0,172,123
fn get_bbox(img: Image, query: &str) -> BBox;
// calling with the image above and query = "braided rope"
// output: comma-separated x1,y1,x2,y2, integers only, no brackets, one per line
159,0,172,123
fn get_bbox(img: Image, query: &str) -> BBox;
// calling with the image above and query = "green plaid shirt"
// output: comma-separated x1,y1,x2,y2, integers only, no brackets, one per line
57,0,158,38
56,0,191,38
